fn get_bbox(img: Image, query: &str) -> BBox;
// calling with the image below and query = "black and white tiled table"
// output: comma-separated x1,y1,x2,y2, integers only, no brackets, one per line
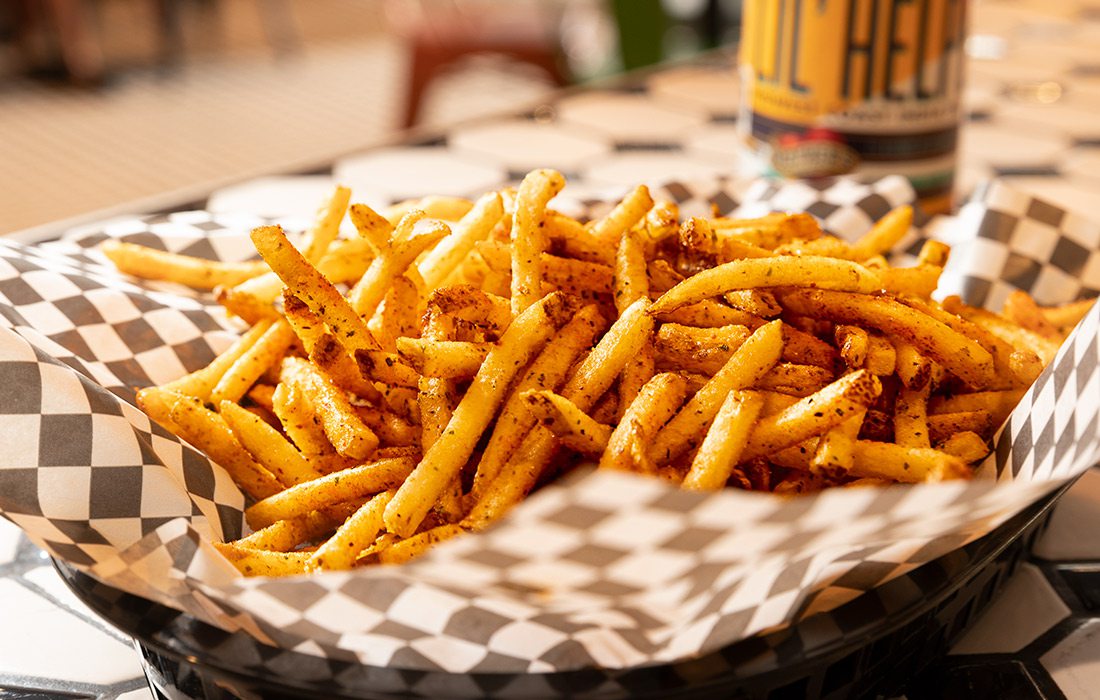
4,1,1100,698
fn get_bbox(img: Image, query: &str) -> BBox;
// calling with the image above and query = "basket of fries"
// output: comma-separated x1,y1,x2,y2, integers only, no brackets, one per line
1,171,1098,698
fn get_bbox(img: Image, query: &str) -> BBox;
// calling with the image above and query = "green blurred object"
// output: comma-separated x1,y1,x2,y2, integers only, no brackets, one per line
611,0,669,70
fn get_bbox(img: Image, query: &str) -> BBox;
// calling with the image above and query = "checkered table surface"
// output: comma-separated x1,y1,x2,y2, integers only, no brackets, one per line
4,1,1100,698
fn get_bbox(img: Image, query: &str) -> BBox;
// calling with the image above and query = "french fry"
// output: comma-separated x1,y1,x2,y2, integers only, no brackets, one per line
418,192,505,289
741,370,882,460
371,275,420,352
894,384,932,449
377,524,465,565
510,169,565,315
546,212,613,265
281,357,379,460
590,184,653,248
945,298,1062,365
385,292,575,537
100,240,267,290
1002,290,1061,340
649,320,783,466
837,325,869,369
928,389,1025,428
220,400,323,486
850,441,969,482
849,205,912,260
348,219,449,320
683,391,764,490
168,395,283,500
810,411,864,476
522,390,612,457
928,410,993,444
396,338,491,379
309,490,394,571
300,185,352,263
246,456,415,529
724,289,781,318
469,304,607,501
939,431,990,462
215,544,311,577
210,319,297,405
251,224,381,355
161,320,273,400
893,339,933,389
1039,298,1096,332
650,256,881,314
708,211,822,249
600,373,689,472
778,289,994,388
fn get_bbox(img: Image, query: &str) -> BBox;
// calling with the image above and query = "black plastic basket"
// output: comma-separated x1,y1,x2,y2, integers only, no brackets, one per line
53,482,1069,700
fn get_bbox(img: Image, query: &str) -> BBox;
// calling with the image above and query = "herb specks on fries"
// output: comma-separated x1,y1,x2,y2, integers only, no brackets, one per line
100,169,1092,576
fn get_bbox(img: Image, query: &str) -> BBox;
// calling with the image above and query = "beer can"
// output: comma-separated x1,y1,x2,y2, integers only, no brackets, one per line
738,0,967,214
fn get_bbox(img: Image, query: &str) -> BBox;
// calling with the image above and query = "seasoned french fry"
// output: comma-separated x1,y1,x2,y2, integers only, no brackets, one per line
850,441,969,482
510,169,565,315
348,220,448,320
849,205,912,260
708,211,822,249
220,400,323,486
370,275,420,352
100,240,267,290
168,395,283,500
649,320,783,466
251,225,381,354
1002,290,1061,340
215,544,311,577
683,391,764,490
650,256,881,314
778,289,994,388
590,184,653,248
396,338,491,379
724,289,782,318
246,456,415,529
1039,298,1096,332
811,411,864,476
385,292,575,537
837,325,869,369
928,411,993,444
939,431,990,462
418,192,505,289
893,339,932,389
894,384,932,448
377,524,465,565
300,185,352,264
161,320,273,400
309,490,394,571
210,319,296,405
600,373,689,472
522,390,612,457
742,370,881,460
281,357,379,460
928,389,1025,428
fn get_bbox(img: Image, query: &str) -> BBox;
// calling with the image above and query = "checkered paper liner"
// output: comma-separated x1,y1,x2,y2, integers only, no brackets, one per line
0,176,1097,676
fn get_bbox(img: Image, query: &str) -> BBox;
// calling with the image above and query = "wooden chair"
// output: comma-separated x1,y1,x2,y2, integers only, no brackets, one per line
384,0,570,128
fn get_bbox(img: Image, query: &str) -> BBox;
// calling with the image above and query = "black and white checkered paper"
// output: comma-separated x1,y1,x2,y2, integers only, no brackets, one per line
0,177,1097,674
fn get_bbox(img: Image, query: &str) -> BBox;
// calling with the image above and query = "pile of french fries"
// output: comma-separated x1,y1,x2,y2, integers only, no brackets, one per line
101,169,1094,577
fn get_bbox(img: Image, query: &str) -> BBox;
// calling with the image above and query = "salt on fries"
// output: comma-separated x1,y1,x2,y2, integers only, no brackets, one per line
106,170,1093,577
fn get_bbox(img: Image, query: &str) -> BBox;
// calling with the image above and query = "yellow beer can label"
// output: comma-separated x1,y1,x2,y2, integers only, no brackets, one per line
739,0,967,209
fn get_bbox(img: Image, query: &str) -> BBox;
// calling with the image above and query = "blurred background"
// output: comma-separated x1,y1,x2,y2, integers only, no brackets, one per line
0,0,743,236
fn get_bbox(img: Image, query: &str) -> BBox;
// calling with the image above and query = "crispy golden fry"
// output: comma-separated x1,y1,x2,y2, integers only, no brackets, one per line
810,411,864,476
683,391,764,490
742,370,882,460
100,240,267,290
425,285,513,334
917,239,950,267
301,185,352,263
590,184,653,248
467,298,654,524
510,169,565,315
724,289,781,318
939,431,990,463
649,320,783,466
893,339,932,389
385,292,575,537
470,304,607,501
650,256,881,314
309,490,394,571
210,319,296,405
308,333,382,400
252,225,381,354
370,275,420,352
1002,290,1061,340
928,411,992,444
600,373,689,472
418,192,505,289
615,229,658,412
708,211,822,249
281,357,379,460
246,456,415,529
215,544,312,577
655,323,751,375
755,362,834,396
1039,298,1096,332
837,325,869,369
168,395,283,500
349,220,449,320
479,240,615,299
864,333,898,376
878,264,942,298
850,441,969,482
929,389,1025,428
220,400,323,486
546,212,612,265
849,205,912,260
386,195,474,225
894,384,932,449
945,298,1061,365
521,390,612,457
396,338,491,379
377,524,466,565
779,289,994,388
235,504,359,552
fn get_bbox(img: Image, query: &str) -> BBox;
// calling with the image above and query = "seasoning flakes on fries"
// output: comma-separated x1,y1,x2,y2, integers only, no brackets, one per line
105,170,1092,576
